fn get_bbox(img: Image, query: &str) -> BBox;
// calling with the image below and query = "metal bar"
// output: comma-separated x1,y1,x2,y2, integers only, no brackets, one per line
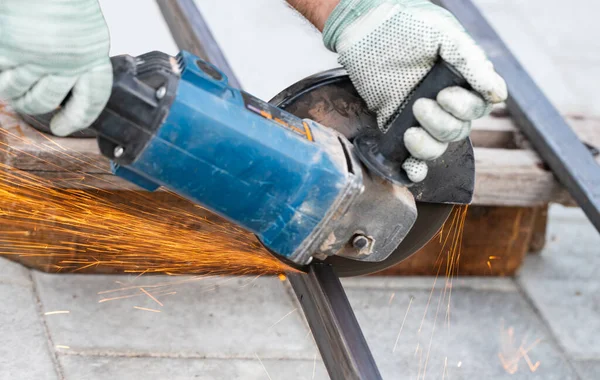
156,0,241,88
434,0,600,232
156,2,382,379
288,265,382,380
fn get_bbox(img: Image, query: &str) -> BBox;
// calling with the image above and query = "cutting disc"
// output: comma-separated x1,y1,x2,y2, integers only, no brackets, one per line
270,69,456,277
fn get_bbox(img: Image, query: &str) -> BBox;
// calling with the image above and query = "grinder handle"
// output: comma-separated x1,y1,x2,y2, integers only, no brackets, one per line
353,60,470,186
379,60,470,161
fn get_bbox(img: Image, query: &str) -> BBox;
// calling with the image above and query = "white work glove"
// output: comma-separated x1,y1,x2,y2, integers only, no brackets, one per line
323,0,508,182
0,0,112,136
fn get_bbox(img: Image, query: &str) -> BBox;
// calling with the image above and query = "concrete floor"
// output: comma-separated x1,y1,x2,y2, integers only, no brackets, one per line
1,0,599,379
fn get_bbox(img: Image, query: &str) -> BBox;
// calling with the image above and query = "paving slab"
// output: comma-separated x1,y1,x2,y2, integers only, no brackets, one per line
0,257,33,287
472,0,583,115
32,273,316,359
345,279,578,380
558,62,600,118
518,278,600,361
342,276,518,292
502,0,600,64
0,283,58,380
518,205,600,361
60,355,329,380
573,360,600,380
519,206,600,281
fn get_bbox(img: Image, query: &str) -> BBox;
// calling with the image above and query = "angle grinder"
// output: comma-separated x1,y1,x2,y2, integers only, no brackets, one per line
21,50,475,276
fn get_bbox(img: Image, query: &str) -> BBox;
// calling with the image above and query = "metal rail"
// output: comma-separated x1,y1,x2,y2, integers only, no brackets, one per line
288,265,382,380
434,0,600,233
156,0,241,89
156,1,382,378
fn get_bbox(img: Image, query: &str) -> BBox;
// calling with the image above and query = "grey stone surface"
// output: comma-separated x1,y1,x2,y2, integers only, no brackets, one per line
0,283,58,380
472,0,584,115
60,355,329,380
0,257,33,287
33,274,315,359
342,276,518,292
346,283,578,380
574,360,600,380
505,0,600,64
559,61,600,118
518,278,600,360
519,206,600,281
519,206,600,361
473,0,600,116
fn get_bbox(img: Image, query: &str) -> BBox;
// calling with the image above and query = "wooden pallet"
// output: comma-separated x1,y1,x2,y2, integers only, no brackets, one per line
0,104,598,276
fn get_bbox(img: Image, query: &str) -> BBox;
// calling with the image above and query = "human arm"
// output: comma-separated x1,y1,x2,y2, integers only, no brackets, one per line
286,0,340,31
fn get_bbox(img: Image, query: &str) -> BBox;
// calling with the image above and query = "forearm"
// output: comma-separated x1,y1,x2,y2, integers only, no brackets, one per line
286,0,340,31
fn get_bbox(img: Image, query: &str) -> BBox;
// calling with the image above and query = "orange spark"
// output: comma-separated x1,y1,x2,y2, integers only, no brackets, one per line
139,288,164,307
44,310,70,316
499,323,542,374
255,353,273,380
133,306,161,313
268,308,298,329
0,110,295,277
393,296,413,353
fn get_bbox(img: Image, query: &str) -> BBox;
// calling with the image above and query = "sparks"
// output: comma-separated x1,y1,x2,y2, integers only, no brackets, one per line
139,288,164,307
268,308,298,329
388,292,396,305
44,310,70,316
133,306,161,313
255,353,273,380
0,113,295,277
393,296,413,353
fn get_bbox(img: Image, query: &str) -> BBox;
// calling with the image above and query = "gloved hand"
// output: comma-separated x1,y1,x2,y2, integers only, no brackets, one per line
0,0,112,136
323,0,507,182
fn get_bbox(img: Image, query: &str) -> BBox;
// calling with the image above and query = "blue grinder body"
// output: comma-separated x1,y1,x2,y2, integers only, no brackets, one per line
101,51,357,264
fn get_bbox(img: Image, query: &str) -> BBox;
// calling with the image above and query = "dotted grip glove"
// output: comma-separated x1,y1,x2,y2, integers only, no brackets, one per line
323,0,508,182
0,0,112,136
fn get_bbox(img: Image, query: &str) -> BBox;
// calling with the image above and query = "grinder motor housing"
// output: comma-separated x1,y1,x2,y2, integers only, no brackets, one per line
90,51,422,266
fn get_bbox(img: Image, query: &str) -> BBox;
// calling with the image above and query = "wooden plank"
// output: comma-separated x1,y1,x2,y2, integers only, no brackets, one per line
0,107,109,173
529,206,549,253
473,148,572,206
378,206,538,276
471,110,600,149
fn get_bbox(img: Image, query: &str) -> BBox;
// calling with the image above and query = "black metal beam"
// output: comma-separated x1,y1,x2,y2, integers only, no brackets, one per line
155,2,382,379
288,265,382,380
156,0,241,89
434,0,600,232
